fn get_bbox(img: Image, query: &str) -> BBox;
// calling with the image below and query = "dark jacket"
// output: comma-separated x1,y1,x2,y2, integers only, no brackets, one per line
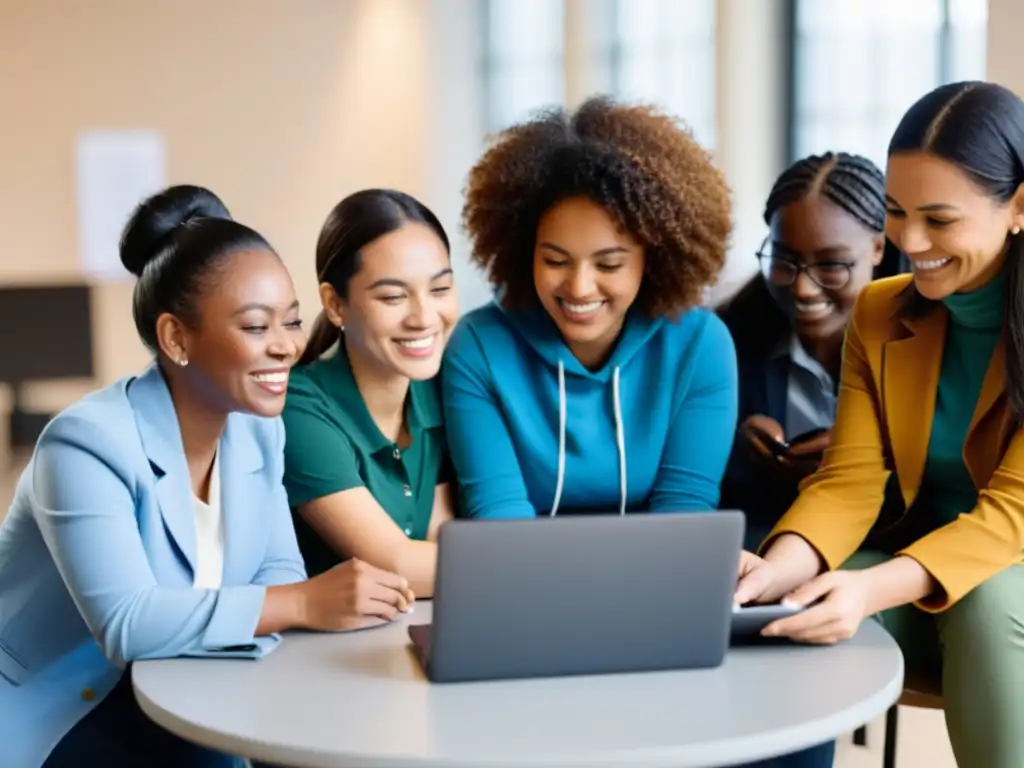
716,271,906,551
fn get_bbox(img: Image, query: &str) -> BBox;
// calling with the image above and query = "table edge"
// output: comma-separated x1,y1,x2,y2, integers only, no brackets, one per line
133,653,905,768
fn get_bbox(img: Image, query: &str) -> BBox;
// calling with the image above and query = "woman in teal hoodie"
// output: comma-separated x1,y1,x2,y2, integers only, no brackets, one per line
442,96,834,768
440,97,831,768
442,96,737,520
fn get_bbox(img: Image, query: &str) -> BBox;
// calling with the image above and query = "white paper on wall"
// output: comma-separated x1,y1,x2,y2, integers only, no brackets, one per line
75,130,167,282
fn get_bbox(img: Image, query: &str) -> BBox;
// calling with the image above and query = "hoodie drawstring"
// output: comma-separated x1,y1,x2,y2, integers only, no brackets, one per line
612,366,627,516
549,361,567,517
549,361,627,516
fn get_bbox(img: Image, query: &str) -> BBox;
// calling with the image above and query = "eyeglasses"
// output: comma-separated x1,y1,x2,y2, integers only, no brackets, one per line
756,237,857,291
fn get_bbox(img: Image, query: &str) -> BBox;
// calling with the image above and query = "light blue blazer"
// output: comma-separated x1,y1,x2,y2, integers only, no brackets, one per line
0,364,307,767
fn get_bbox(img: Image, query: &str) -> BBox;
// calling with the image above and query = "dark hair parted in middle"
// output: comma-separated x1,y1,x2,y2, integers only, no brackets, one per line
299,188,450,365
462,96,732,315
891,81,1024,419
120,184,274,354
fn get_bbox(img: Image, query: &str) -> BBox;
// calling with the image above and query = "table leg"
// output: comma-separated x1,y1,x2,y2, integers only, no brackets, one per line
882,704,899,768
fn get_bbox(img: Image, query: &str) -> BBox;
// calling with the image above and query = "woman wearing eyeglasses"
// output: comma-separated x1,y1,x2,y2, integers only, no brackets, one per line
717,152,906,553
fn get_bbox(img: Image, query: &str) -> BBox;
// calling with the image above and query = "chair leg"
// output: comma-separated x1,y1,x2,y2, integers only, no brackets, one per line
853,725,868,746
882,703,899,768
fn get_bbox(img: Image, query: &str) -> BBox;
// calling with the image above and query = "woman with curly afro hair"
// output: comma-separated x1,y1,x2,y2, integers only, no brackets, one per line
443,98,834,768
441,96,738,521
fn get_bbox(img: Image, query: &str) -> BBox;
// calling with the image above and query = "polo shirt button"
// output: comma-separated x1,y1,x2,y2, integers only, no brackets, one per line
81,687,96,701
404,526,412,535
393,447,401,460
403,485,412,497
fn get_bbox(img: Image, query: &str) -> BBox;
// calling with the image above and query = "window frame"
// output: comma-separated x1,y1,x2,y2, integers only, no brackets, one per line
479,0,566,135
784,0,988,165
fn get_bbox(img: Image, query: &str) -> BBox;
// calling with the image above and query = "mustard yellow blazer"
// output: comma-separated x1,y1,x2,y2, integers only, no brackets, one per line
766,274,1023,611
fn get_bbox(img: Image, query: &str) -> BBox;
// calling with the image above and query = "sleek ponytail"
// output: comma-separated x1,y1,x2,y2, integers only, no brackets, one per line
298,312,342,366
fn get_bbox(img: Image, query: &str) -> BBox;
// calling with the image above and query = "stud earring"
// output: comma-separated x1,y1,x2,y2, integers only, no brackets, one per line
178,357,188,368
1013,225,1021,236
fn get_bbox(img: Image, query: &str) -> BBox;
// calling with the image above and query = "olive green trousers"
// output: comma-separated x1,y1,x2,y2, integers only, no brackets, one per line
845,551,1024,768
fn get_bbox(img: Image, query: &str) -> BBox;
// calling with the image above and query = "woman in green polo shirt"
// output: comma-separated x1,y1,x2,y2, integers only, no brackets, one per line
281,189,459,597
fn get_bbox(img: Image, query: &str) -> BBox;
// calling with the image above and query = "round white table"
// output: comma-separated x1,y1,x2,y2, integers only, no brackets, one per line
133,602,904,768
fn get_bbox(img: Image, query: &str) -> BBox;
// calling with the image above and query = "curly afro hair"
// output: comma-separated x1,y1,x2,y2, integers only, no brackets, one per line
462,96,732,316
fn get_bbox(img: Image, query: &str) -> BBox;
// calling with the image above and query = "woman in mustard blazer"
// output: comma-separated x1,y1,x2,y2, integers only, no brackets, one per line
736,81,1024,768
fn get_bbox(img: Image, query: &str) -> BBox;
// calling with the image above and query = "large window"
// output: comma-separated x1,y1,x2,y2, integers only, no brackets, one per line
791,0,988,166
482,0,565,133
605,0,718,148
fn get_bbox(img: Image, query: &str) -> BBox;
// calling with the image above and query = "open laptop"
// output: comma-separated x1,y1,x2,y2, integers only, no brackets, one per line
408,511,744,683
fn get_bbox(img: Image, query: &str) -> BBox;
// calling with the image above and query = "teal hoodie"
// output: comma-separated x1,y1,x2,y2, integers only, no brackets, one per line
440,301,738,518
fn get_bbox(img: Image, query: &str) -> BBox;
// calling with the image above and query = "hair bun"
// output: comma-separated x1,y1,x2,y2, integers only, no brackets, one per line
119,184,232,277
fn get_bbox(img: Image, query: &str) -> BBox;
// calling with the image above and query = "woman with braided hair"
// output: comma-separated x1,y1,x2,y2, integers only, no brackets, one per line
718,152,906,552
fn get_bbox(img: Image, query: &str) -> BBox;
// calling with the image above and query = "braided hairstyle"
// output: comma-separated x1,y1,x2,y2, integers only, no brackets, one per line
719,152,897,356
763,152,886,233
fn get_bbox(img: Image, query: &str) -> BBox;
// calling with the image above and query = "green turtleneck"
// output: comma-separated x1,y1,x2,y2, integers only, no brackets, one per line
921,270,1005,526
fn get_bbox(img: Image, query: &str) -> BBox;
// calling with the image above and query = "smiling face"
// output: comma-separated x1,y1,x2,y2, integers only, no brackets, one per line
765,195,883,344
533,197,646,369
161,248,306,417
329,221,458,381
885,151,1024,298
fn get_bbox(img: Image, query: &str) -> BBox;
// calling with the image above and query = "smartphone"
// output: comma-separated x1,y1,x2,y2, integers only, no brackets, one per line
747,424,789,459
788,426,829,446
730,602,806,640
750,425,828,457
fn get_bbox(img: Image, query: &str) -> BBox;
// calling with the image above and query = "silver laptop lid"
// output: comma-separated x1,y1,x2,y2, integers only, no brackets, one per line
426,511,744,682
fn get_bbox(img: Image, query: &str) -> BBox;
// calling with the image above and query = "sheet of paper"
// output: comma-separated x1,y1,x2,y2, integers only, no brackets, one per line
75,130,167,282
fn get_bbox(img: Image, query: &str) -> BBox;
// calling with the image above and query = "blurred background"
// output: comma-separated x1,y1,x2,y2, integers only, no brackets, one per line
0,0,1006,458
0,2,1011,763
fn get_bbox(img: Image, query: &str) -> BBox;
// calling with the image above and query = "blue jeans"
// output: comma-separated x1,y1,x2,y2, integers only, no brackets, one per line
740,741,835,767
43,668,245,768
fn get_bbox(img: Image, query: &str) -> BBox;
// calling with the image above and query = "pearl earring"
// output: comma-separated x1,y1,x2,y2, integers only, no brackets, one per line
178,357,188,368
1013,225,1021,236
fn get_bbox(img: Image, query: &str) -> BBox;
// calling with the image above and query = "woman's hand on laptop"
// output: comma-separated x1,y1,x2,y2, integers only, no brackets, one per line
734,551,781,606
736,533,829,608
299,558,416,631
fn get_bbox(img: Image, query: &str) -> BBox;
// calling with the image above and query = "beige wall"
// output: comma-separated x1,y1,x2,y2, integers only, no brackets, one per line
4,0,1015,419
713,0,786,299
0,0,788,418
0,0,490,415
987,0,1022,93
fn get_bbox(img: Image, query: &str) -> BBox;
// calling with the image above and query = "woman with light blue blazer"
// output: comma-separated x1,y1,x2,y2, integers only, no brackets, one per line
0,185,415,767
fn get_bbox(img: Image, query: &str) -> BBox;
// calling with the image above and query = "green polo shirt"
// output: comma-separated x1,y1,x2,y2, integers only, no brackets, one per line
280,346,450,576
